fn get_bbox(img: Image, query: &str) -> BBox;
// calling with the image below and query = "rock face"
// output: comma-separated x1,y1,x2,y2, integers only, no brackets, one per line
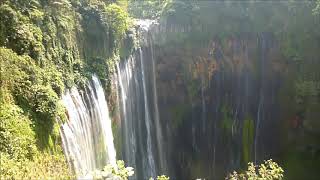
114,17,320,180
152,33,289,179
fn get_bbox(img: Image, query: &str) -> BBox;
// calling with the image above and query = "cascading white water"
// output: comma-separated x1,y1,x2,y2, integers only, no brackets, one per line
116,20,167,179
150,40,166,173
60,75,116,177
254,34,267,164
116,57,137,173
140,48,157,177
201,73,206,133
255,96,263,164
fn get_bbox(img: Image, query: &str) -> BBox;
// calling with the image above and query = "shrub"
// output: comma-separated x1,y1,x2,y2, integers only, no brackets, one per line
93,160,134,180
0,152,73,179
226,160,284,180
104,4,130,42
0,104,37,160
150,175,170,180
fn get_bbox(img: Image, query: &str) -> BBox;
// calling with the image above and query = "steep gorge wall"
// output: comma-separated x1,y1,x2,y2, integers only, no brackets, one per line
141,2,320,178
153,34,287,179
149,17,320,180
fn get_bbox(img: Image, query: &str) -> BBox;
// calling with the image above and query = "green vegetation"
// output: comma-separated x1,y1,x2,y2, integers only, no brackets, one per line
1,152,73,179
93,160,134,180
171,104,190,129
0,0,133,178
283,150,320,180
129,0,168,19
150,175,170,180
313,0,320,15
93,161,170,180
152,1,320,53
0,48,65,149
242,116,254,166
221,104,233,134
226,160,284,180
155,2,320,177
0,104,37,160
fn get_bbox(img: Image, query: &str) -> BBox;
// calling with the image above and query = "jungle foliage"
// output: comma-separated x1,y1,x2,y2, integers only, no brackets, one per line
129,0,169,19
0,0,133,178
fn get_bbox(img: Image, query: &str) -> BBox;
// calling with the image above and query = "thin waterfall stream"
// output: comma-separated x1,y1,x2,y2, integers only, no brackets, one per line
140,48,156,177
150,40,166,173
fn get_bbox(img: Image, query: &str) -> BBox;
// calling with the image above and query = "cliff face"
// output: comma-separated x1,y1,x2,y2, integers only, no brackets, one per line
151,32,319,179
138,2,320,178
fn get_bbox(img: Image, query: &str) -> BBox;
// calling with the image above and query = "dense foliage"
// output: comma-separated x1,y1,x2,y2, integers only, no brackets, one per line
129,0,168,19
1,152,73,179
0,0,133,178
313,0,320,15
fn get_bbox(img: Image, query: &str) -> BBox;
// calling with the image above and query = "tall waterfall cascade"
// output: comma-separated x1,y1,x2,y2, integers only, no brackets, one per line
60,75,116,177
116,19,167,179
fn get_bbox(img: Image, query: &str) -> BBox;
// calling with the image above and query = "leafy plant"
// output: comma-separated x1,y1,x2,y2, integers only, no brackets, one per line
0,104,37,160
313,0,320,15
104,3,131,51
242,117,254,165
93,160,134,180
0,152,73,179
226,160,284,180
150,175,170,180
129,0,168,19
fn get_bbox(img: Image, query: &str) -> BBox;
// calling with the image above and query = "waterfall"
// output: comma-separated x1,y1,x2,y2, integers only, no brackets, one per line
254,33,268,164
116,20,166,179
140,48,157,177
150,39,166,173
60,75,116,177
201,73,206,133
117,50,157,179
116,57,137,175
254,96,263,164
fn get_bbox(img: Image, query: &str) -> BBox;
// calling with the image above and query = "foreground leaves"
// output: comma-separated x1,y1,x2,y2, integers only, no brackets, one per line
226,160,284,180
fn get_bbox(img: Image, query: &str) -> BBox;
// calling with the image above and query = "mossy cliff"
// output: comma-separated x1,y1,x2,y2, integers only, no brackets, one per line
149,1,320,179
0,0,133,178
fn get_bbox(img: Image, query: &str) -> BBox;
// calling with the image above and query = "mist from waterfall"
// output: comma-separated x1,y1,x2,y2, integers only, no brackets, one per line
60,75,116,177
